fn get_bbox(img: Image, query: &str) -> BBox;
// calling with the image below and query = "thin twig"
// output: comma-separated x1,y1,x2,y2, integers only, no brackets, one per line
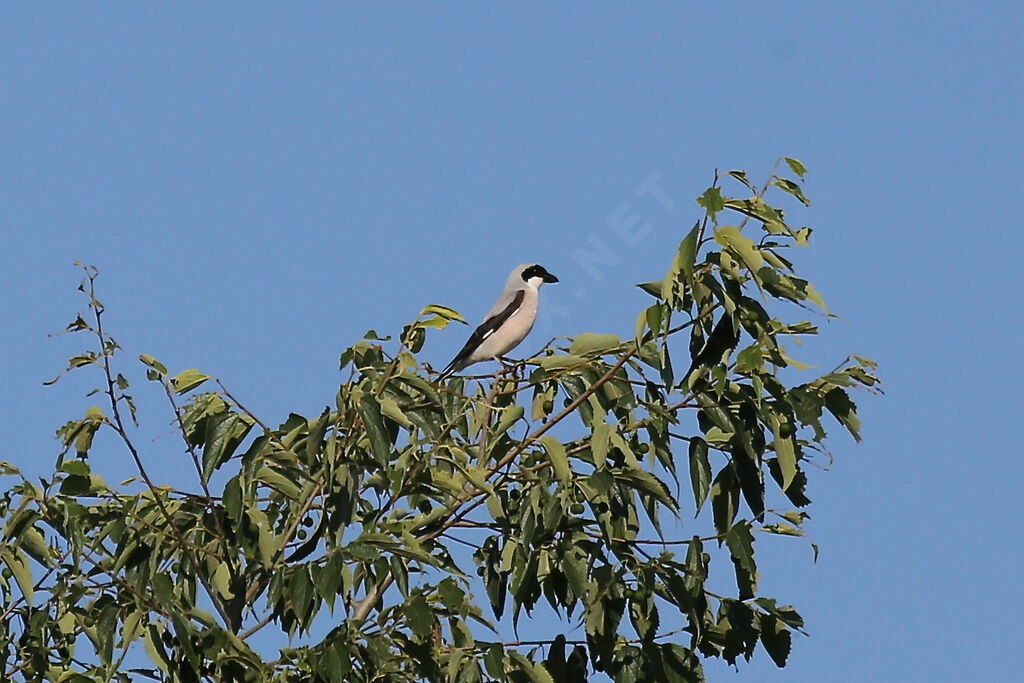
161,380,237,579
86,271,233,630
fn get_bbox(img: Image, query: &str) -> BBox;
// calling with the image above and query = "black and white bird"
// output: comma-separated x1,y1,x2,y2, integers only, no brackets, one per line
439,263,559,380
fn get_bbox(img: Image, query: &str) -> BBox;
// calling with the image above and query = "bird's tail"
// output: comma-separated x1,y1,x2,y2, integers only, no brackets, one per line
438,357,465,381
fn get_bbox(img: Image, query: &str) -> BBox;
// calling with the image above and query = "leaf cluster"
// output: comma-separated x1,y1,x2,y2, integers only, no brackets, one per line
0,161,879,682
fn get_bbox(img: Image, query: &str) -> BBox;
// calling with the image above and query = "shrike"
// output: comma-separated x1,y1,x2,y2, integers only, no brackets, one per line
439,263,559,379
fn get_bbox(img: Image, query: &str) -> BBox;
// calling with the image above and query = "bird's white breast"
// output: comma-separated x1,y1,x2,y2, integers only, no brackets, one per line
468,287,539,363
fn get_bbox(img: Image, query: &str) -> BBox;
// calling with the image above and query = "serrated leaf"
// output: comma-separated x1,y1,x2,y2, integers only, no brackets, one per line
562,549,588,601
290,567,314,626
760,615,792,667
508,651,556,683
484,643,506,679
616,468,676,510
356,395,392,464
405,594,433,635
725,521,757,599
378,395,412,428
662,223,700,303
688,438,711,513
825,388,862,442
254,466,302,499
711,467,740,536
315,551,344,608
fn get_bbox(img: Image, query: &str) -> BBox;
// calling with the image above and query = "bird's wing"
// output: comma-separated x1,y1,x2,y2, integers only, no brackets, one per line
441,289,525,376
481,285,524,322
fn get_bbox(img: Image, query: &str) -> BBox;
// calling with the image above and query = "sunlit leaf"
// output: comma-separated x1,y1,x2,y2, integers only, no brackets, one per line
170,368,209,394
569,333,621,356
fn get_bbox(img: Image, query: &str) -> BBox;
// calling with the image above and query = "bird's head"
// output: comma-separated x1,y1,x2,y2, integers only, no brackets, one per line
518,263,559,289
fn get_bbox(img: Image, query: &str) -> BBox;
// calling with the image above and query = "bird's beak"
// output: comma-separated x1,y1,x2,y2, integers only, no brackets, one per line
543,272,559,284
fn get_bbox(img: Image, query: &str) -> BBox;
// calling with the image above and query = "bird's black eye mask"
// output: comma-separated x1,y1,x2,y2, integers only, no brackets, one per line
521,265,559,283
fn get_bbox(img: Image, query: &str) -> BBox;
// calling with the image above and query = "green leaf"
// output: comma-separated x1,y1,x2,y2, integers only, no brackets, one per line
773,178,810,207
569,333,621,356
315,551,345,608
211,562,234,600
725,521,757,599
377,395,412,428
493,405,524,441
202,412,252,483
696,186,725,216
508,650,556,683
254,466,302,499
422,303,466,324
760,615,792,667
636,281,664,298
688,438,711,513
562,549,588,601
804,282,827,311
771,415,798,491
825,388,862,442
616,468,676,510
290,566,314,627
2,549,33,606
714,226,763,272
661,223,700,303
711,467,740,536
727,169,757,192
247,507,277,566
143,625,171,675
540,435,571,483
405,593,433,636
538,354,588,371
138,353,168,376
74,421,100,457
734,344,763,374
783,157,807,178
170,368,210,394
591,420,610,468
484,642,506,679
356,395,392,464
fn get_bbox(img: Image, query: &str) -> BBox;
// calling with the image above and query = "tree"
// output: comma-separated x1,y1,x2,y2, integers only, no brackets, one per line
0,160,879,682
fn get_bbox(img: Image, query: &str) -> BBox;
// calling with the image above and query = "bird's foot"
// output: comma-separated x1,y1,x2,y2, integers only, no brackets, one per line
497,356,521,377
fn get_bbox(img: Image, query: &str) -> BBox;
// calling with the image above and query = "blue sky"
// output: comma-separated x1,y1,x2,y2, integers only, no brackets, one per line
2,3,1021,680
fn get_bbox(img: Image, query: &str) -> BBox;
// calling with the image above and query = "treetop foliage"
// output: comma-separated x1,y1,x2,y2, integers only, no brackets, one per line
0,160,879,682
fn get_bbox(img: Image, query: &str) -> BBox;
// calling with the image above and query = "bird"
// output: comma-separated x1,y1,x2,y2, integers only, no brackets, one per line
439,263,559,380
